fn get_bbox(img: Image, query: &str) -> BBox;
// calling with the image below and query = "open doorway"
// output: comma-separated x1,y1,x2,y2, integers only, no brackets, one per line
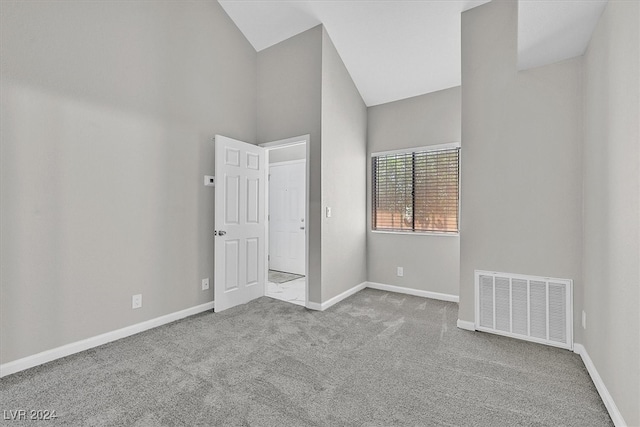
260,135,309,307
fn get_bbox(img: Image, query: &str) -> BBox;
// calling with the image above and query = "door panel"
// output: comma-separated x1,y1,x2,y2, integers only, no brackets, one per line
247,179,259,223
224,240,239,291
247,153,260,170
225,148,240,166
246,238,259,285
225,176,240,224
214,135,266,312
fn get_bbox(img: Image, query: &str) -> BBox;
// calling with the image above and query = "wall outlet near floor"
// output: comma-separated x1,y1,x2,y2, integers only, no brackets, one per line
582,310,586,329
396,267,404,277
202,278,210,290
132,294,142,309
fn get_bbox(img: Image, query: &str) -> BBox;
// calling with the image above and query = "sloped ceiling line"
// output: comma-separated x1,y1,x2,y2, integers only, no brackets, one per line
219,0,607,107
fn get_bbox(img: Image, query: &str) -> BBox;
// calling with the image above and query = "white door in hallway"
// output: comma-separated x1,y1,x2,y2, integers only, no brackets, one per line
269,160,305,275
214,135,266,312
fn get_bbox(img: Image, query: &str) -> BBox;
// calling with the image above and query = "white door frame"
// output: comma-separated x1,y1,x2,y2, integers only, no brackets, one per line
260,135,310,308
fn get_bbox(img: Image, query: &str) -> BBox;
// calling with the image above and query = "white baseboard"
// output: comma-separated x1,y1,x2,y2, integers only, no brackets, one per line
306,302,322,311
456,319,476,331
0,301,215,378
573,344,626,426
366,281,459,303
306,282,368,311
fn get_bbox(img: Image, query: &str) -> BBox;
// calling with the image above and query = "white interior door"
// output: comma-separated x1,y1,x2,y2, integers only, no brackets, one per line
269,161,305,275
214,135,266,312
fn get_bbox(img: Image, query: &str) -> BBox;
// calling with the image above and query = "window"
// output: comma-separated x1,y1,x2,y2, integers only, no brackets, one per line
372,144,460,234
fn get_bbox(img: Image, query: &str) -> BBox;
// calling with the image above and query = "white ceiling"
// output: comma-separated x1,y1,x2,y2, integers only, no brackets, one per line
219,0,608,106
518,0,607,70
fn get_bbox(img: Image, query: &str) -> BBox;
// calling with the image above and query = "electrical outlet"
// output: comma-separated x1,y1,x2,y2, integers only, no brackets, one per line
202,278,210,290
397,267,404,277
582,310,586,329
132,294,142,309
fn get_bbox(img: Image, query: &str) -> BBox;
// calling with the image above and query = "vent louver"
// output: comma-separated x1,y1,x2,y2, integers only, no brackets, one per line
474,271,573,350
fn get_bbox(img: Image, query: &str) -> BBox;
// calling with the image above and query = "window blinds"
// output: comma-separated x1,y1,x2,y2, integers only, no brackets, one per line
372,147,459,233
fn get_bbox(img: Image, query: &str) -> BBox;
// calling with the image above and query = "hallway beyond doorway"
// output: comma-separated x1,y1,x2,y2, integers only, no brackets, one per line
266,270,305,306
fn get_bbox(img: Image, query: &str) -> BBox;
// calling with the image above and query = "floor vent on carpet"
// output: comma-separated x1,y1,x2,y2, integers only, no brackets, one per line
475,270,573,350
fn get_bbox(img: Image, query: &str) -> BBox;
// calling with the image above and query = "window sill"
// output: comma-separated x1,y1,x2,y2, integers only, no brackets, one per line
370,230,459,237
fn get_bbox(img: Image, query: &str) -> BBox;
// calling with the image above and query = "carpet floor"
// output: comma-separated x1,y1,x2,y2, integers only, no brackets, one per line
0,289,612,426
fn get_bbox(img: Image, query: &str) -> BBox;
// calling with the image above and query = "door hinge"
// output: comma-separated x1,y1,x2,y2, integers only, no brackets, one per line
268,255,270,261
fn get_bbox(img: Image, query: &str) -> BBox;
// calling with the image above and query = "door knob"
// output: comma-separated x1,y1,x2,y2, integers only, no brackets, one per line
215,230,227,236
300,227,305,230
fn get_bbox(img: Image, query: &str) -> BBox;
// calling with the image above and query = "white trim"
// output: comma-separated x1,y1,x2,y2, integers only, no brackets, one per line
306,282,368,311
269,159,306,167
0,301,215,378
266,142,305,151
574,344,627,427
475,324,573,350
307,281,461,311
259,134,309,149
264,147,271,304
366,282,459,303
371,141,460,157
306,301,322,311
260,135,310,309
371,230,459,237
456,319,476,331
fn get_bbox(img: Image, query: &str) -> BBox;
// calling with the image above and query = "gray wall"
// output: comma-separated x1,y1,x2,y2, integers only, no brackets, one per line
320,29,368,301
256,26,323,303
257,27,367,304
0,0,256,363
582,1,640,424
459,0,583,338
367,87,461,296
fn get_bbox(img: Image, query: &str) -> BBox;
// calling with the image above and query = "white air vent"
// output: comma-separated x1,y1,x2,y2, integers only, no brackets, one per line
475,270,573,350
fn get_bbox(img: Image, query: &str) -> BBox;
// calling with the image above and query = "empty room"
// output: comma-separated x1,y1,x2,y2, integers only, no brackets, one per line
1,0,638,425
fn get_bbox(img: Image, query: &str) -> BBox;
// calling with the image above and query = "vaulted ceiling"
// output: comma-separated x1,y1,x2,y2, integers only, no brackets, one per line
219,0,608,106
